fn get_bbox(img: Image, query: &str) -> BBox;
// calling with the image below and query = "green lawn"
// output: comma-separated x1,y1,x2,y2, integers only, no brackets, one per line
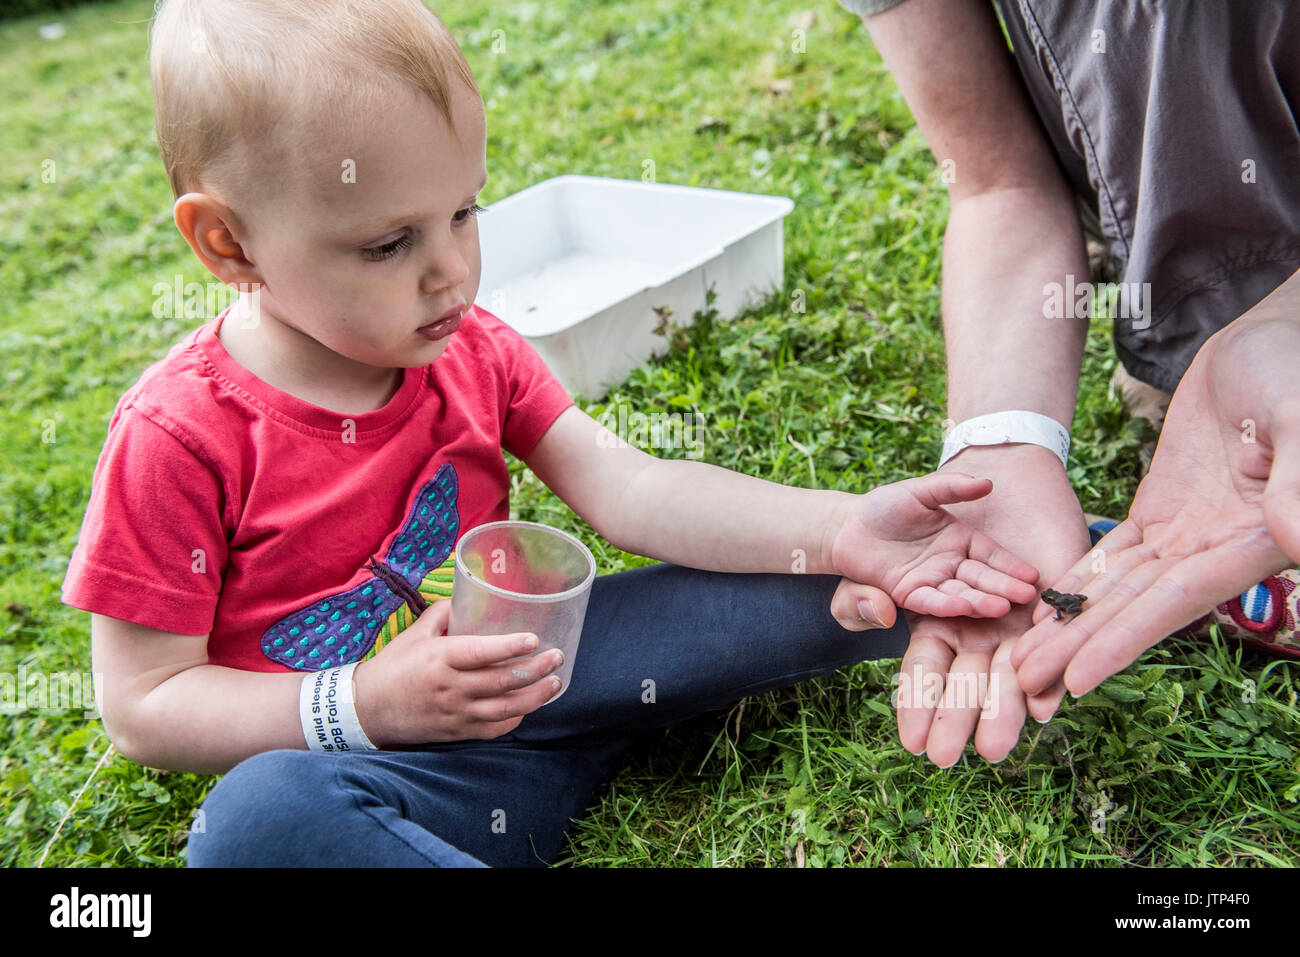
1,0,1296,868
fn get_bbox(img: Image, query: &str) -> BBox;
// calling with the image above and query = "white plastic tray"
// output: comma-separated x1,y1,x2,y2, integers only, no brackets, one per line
475,175,794,397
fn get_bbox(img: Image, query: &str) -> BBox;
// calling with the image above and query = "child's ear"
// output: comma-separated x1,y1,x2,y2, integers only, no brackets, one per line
172,193,261,287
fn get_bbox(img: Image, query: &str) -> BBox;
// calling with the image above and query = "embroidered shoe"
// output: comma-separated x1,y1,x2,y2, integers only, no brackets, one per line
1197,571,1300,659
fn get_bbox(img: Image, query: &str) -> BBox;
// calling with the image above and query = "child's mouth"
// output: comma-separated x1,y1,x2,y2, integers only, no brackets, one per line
417,312,463,341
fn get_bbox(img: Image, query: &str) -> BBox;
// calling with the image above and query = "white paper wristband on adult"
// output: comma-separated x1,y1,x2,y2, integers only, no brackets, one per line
300,662,379,753
938,410,1071,471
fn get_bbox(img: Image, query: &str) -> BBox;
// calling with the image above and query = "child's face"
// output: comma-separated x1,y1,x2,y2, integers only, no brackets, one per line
234,79,487,369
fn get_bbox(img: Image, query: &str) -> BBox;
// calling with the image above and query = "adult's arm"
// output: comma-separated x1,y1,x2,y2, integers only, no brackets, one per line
865,0,1088,424
853,0,1093,763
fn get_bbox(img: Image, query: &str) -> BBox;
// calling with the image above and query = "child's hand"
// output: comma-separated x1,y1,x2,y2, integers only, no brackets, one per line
827,472,1040,629
352,599,565,748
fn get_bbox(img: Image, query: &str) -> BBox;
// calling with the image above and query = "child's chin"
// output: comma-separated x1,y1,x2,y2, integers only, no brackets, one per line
415,334,453,361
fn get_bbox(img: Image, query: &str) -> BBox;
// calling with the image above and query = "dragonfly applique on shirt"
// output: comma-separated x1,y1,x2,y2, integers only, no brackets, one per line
261,462,460,671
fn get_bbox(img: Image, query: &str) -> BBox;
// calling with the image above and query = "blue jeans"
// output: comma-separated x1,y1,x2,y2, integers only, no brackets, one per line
186,563,910,867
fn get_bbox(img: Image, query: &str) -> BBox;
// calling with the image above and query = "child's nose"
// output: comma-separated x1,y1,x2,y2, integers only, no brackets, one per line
419,237,470,293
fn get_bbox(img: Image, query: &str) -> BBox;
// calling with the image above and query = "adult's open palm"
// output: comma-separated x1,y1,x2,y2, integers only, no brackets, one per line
834,445,1091,766
1014,310,1300,697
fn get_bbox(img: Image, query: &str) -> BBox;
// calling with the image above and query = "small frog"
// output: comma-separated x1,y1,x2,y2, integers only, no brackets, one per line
1041,587,1087,621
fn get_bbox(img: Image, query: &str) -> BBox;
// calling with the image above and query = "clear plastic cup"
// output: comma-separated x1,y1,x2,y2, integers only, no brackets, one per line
448,520,596,703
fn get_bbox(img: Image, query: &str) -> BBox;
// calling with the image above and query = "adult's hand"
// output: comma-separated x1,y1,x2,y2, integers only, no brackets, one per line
845,0,1096,763
837,444,1091,765
1014,291,1300,698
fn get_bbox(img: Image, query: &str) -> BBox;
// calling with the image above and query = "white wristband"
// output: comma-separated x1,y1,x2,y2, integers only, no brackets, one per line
939,410,1070,471
300,662,379,753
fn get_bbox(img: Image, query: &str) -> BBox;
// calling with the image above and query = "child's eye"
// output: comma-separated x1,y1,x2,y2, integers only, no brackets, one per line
362,233,414,262
453,203,487,225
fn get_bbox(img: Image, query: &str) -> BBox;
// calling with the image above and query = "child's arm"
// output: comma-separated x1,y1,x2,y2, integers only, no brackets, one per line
526,410,855,574
525,407,1039,622
92,603,563,774
92,614,305,774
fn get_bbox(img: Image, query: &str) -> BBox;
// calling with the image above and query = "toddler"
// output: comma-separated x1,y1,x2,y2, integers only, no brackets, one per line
62,0,1039,866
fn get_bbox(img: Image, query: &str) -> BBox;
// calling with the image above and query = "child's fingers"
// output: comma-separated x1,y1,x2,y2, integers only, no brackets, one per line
900,584,977,618
905,472,994,511
913,578,1011,618
467,673,563,726
954,558,1039,605
830,578,898,631
966,532,1040,585
391,598,452,642
444,632,542,670
933,578,1011,618
462,649,566,698
900,571,1017,619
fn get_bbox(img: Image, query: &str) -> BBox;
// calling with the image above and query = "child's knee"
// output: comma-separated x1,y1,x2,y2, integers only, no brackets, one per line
186,749,335,867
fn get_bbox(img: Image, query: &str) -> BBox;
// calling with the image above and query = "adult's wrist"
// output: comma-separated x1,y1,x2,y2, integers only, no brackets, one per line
940,410,1070,471
939,440,1071,477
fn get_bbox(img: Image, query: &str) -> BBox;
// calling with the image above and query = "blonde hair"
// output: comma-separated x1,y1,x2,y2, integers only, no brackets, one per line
150,0,479,199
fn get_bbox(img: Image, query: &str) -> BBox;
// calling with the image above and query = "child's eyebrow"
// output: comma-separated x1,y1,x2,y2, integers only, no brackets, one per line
347,175,489,239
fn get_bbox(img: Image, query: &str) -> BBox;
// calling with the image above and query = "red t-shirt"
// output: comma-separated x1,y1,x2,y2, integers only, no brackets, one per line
61,305,574,673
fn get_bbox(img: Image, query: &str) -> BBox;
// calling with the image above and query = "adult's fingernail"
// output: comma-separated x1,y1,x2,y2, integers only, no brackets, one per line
858,599,884,628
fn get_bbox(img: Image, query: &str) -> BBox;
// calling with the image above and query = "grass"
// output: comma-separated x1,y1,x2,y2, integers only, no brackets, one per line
1,0,1296,868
